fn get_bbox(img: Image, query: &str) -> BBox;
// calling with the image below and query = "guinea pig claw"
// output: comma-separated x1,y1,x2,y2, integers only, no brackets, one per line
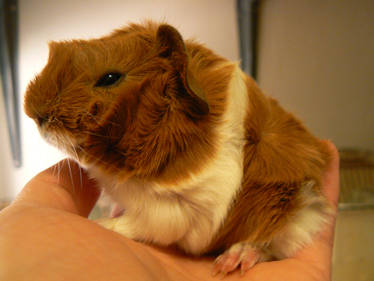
212,253,240,277
212,242,261,277
239,249,260,275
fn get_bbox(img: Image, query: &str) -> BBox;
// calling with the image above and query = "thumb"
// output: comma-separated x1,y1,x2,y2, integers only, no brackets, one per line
14,159,100,217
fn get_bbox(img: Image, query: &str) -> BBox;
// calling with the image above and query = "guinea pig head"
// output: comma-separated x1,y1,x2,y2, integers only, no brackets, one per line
24,23,211,182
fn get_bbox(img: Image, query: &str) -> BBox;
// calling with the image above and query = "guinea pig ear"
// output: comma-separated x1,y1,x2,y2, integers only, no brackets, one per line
156,24,209,119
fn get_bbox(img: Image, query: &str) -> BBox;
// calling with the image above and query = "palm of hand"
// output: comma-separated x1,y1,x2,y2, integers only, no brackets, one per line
0,141,338,281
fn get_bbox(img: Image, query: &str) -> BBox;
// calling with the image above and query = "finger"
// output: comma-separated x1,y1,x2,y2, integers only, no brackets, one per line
14,159,100,217
321,140,340,208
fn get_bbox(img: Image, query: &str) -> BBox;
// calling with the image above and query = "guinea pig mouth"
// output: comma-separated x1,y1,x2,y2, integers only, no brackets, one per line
37,122,83,156
39,127,65,150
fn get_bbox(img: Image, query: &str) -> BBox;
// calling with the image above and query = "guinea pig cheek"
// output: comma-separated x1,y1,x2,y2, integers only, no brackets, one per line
78,101,104,130
89,101,103,117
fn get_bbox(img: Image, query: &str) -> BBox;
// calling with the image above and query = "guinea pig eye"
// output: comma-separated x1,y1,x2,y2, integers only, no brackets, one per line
95,72,123,87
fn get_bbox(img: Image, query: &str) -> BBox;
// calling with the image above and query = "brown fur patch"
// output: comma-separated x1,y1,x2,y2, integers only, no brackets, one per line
24,21,233,185
206,76,331,253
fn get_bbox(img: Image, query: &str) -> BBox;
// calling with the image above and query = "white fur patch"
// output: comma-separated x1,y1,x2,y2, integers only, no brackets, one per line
89,63,249,254
270,181,333,258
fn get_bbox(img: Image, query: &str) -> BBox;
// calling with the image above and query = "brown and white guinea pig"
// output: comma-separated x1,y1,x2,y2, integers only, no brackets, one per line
24,21,332,276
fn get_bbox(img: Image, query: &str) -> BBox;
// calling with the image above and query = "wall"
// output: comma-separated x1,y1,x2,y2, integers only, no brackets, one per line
256,2,374,280
257,0,374,151
0,0,239,199
0,76,15,200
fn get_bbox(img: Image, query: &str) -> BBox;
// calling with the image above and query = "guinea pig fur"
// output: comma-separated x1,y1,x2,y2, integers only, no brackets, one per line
24,21,333,276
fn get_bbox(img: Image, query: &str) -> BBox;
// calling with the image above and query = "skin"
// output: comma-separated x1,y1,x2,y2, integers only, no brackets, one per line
0,141,339,281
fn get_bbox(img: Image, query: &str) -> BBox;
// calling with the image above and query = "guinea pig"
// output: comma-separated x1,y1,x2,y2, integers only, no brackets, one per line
24,21,332,276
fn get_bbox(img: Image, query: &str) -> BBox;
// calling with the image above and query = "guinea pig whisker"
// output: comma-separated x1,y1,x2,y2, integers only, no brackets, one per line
66,137,83,190
76,143,122,172
56,160,62,186
52,161,58,178
83,130,115,139
66,136,80,160
78,163,83,190
82,110,103,125
83,110,122,127
65,158,75,194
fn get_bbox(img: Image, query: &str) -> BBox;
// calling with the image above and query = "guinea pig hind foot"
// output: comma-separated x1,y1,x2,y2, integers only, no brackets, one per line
212,242,267,277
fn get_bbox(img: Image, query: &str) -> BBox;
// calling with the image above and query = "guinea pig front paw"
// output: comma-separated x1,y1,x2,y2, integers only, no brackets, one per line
110,203,125,218
95,217,121,231
95,216,135,239
212,242,263,277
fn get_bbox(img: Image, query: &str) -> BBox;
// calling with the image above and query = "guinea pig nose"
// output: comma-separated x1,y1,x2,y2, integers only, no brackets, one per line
37,116,47,126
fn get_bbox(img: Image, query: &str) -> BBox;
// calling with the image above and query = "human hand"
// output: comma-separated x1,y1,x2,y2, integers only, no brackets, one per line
0,141,339,281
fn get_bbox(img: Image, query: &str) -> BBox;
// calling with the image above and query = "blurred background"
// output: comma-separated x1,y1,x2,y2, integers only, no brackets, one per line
0,0,373,280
